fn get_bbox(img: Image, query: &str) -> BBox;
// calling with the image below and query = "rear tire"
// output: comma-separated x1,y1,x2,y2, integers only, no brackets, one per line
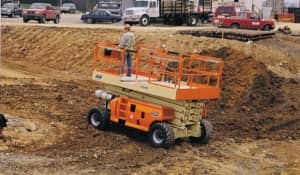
190,119,213,144
87,108,110,130
149,122,175,148
23,18,28,23
187,15,198,26
87,18,93,24
231,23,239,29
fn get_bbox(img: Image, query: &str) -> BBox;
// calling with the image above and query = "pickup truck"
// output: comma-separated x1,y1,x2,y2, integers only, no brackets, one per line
214,12,275,31
23,3,60,24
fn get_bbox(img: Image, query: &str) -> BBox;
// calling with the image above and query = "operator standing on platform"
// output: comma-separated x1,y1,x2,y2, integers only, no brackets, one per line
119,24,135,77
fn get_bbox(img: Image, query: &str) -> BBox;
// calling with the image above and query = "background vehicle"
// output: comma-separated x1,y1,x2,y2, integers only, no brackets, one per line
1,2,22,17
123,0,213,26
94,0,133,16
215,12,275,31
81,9,122,23
23,3,60,24
60,3,76,14
214,5,247,17
87,43,224,148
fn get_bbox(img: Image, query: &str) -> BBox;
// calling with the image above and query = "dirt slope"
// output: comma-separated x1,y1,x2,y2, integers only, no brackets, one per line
1,24,300,175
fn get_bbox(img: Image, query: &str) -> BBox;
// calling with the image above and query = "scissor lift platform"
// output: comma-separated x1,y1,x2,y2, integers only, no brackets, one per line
92,42,224,100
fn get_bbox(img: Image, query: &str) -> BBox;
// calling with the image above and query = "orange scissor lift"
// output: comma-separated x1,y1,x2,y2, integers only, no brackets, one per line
88,42,224,148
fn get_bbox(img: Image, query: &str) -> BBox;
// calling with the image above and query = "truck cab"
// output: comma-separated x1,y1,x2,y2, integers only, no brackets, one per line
123,0,159,26
94,0,122,15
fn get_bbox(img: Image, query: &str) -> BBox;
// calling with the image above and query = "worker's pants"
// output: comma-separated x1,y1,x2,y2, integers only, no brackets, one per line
124,52,132,76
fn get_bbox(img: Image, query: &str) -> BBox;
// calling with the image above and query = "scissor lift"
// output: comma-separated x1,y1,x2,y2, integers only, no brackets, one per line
88,42,224,148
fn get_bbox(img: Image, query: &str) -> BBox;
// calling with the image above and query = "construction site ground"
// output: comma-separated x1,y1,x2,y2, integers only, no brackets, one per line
1,24,300,175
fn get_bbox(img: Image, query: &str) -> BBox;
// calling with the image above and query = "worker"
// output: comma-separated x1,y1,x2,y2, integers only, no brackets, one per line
118,24,135,77
0,113,8,139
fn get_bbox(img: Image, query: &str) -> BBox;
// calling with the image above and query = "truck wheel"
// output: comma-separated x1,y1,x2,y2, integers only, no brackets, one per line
140,15,150,26
23,18,28,23
87,108,110,130
190,119,213,144
231,23,239,29
39,16,46,23
187,16,198,26
263,25,271,31
54,16,60,24
149,122,175,148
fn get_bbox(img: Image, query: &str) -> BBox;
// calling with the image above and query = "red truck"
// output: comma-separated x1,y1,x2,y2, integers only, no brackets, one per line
214,12,275,31
23,3,60,24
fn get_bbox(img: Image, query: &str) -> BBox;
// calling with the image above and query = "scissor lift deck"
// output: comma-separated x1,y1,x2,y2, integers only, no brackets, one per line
93,42,224,100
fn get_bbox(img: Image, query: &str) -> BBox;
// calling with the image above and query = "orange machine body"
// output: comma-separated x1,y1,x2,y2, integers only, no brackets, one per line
109,96,175,132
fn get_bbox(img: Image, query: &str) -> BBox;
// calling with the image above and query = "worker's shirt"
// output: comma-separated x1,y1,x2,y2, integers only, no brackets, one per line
119,31,135,50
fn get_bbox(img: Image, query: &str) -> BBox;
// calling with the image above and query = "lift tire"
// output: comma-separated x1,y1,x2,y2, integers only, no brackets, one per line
139,15,150,26
187,15,198,26
87,108,110,130
190,119,213,144
149,122,175,148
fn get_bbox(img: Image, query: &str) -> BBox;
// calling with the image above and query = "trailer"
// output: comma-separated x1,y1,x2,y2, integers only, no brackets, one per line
123,0,212,26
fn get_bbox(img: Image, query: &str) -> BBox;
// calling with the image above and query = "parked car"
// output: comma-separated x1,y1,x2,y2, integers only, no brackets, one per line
81,9,122,24
214,12,275,31
60,3,76,13
1,2,23,17
23,3,60,24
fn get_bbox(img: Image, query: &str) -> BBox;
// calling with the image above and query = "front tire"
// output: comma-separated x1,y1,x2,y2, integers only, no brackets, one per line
54,16,60,24
87,108,110,130
190,119,213,144
263,25,271,31
149,122,175,148
139,15,150,26
39,16,46,23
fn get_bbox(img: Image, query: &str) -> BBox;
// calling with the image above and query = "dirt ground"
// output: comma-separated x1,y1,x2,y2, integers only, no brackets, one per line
1,24,300,175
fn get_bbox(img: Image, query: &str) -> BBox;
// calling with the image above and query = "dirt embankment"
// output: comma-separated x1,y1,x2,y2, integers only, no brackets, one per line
1,25,300,175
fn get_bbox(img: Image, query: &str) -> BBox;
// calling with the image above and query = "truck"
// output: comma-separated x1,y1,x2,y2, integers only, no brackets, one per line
123,0,212,26
94,0,133,16
87,42,224,148
23,3,60,24
214,12,275,31
1,2,22,17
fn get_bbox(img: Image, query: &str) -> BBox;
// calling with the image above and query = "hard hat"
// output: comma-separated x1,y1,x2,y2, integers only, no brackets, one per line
124,24,131,30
